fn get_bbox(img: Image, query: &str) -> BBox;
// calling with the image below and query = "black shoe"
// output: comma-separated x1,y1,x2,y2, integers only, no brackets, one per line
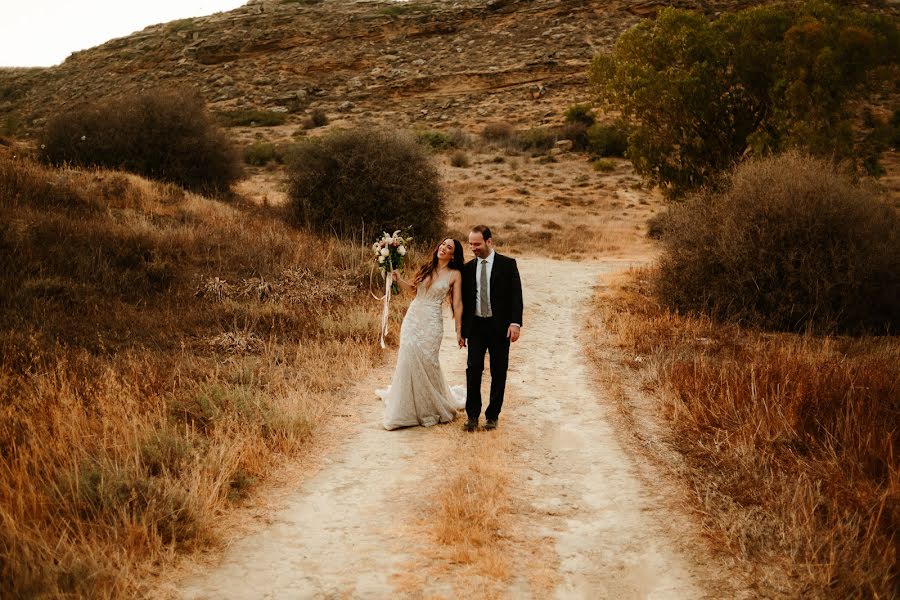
484,419,498,431
463,419,478,432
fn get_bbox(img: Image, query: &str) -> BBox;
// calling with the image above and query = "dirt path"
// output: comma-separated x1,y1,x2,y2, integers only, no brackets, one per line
177,257,719,599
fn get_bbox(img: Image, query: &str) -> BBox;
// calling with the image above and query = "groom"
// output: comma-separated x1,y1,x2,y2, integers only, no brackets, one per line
458,225,523,432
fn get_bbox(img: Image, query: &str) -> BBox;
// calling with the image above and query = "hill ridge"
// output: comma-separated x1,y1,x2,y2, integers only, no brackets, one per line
1,0,753,133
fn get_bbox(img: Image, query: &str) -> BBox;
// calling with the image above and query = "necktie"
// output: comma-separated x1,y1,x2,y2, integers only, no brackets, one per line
480,259,492,317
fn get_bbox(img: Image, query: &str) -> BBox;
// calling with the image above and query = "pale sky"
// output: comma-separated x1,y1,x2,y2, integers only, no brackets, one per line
0,1,248,67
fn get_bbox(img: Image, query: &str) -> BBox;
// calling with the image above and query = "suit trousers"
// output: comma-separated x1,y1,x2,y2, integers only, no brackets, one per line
466,316,510,422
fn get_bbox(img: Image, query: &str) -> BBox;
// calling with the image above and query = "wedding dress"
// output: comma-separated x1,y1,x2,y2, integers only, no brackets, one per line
377,271,466,430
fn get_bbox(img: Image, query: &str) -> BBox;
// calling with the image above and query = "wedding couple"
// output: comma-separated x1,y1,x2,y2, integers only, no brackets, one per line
377,225,523,432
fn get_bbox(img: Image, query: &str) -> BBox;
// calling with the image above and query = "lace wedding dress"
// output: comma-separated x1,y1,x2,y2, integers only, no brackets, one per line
377,271,466,430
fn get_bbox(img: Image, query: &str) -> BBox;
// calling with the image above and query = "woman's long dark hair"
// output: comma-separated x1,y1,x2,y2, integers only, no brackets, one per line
413,238,464,286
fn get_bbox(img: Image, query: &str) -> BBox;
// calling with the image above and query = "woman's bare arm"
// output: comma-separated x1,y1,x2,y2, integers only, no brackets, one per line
392,270,417,295
451,271,463,337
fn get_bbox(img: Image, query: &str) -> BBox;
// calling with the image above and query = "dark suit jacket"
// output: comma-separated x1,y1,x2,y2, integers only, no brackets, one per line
461,252,523,339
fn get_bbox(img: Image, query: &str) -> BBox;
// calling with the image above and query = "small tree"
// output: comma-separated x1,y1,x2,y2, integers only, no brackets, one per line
590,2,898,198
39,88,241,195
286,128,446,242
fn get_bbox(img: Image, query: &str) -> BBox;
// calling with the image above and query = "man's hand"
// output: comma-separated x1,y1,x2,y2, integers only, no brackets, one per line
507,324,521,343
457,334,467,349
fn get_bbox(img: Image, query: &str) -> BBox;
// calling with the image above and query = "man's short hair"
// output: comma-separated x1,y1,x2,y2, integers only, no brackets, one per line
470,225,492,241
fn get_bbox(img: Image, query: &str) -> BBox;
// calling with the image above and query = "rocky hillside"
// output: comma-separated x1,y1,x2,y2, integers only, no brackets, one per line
1,0,756,133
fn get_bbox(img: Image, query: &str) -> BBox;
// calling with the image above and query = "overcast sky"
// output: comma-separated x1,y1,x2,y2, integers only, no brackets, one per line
0,1,248,67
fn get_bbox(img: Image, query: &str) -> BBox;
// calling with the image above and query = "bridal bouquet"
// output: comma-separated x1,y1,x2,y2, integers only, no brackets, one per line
372,230,412,293
373,230,412,348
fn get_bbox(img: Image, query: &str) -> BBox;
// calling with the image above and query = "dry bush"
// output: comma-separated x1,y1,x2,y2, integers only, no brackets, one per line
481,121,515,142
645,210,669,239
243,141,279,166
302,108,328,130
657,152,899,334
286,127,446,242
450,150,470,168
0,156,382,598
38,88,242,195
511,127,557,154
592,271,899,598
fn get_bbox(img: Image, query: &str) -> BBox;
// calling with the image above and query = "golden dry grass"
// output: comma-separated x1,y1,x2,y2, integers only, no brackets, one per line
390,429,522,600
589,268,899,598
430,434,513,580
0,155,387,598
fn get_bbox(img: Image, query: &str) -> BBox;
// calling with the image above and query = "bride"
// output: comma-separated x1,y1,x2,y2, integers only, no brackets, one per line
377,237,466,430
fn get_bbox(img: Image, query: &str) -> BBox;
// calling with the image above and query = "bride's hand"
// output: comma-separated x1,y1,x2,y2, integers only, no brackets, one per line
391,271,400,282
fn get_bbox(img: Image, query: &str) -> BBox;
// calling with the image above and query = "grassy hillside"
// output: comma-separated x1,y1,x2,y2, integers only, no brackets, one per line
0,150,386,597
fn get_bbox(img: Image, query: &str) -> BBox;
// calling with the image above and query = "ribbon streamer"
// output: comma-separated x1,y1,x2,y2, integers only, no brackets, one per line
379,269,392,349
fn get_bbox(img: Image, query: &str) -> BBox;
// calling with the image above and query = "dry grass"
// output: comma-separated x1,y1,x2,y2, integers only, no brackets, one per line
590,269,899,598
0,155,385,598
443,151,661,260
428,433,513,582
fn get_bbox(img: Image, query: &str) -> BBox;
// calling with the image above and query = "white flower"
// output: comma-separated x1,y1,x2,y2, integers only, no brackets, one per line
398,246,407,256
380,248,389,257
372,243,379,252
80,135,86,141
378,255,385,264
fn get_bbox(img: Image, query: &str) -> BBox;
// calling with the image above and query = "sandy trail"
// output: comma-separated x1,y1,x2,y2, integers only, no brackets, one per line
178,257,715,599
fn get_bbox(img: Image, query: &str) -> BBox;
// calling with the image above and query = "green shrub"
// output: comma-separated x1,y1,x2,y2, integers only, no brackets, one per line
590,2,899,198
216,109,288,127
416,129,455,150
286,128,446,241
38,88,242,195
564,104,596,127
243,141,279,166
587,120,630,157
592,158,616,172
655,152,899,333
513,127,557,153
